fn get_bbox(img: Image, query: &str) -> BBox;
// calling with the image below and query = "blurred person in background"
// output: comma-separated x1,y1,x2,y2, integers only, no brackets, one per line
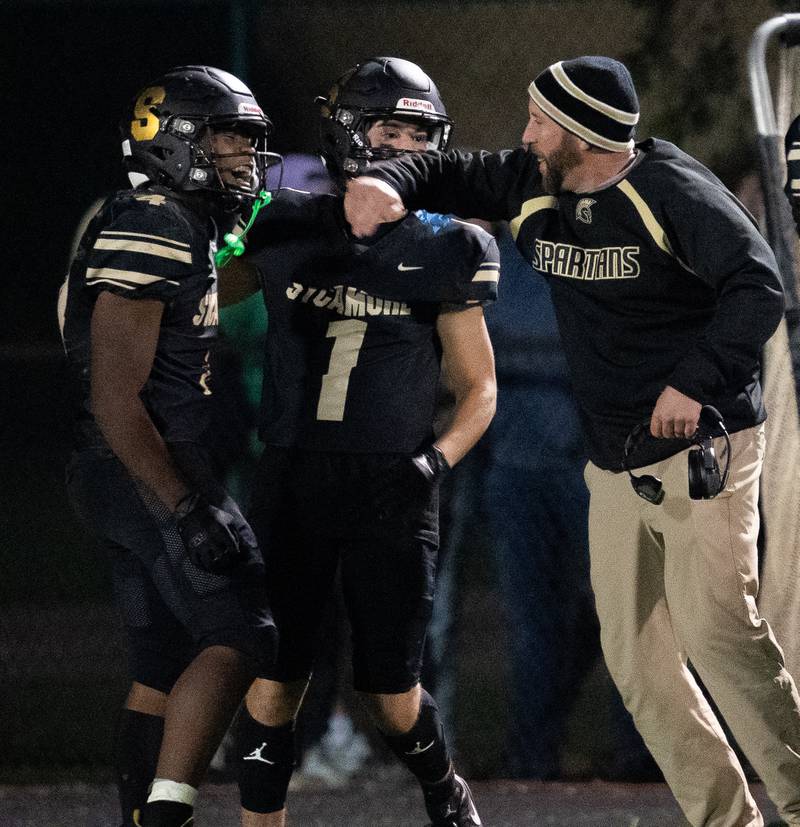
426,222,654,783
481,224,653,781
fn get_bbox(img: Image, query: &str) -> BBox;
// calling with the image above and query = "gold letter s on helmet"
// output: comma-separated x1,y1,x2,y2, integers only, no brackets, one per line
131,86,166,142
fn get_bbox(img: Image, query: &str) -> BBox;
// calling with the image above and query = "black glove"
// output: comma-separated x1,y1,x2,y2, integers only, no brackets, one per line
374,443,450,521
174,492,244,574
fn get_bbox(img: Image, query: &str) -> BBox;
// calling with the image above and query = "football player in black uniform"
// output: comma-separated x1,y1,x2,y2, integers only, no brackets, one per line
60,66,277,827
345,56,800,827
225,58,496,827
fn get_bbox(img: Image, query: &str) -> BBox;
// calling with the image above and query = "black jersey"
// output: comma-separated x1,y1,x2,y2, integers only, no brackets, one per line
59,186,223,447
370,139,785,469
245,190,499,453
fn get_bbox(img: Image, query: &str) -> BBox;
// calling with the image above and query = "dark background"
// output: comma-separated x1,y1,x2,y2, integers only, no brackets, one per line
2,0,797,779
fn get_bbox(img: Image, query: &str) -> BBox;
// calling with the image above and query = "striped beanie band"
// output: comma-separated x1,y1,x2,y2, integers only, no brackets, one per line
528,56,639,152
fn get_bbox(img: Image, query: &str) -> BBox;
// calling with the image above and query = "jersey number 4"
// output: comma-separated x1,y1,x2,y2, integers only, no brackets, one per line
317,319,367,421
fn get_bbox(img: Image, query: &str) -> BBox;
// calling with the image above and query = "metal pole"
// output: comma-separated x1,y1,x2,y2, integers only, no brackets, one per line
747,14,800,306
229,0,250,81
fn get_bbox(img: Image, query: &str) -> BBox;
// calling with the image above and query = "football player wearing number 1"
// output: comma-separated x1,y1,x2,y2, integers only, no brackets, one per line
224,58,497,827
59,67,276,827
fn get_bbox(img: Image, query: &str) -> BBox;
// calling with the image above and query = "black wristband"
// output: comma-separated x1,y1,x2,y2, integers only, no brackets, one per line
431,444,450,471
412,443,450,483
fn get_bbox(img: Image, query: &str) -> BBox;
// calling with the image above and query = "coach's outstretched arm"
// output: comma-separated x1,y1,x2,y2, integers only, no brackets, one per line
345,148,538,237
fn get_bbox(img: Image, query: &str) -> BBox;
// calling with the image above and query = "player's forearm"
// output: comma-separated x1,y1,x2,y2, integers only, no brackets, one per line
93,395,190,510
435,378,496,467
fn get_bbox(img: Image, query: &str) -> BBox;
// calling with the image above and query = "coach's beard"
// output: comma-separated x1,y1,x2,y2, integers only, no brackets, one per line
536,144,583,195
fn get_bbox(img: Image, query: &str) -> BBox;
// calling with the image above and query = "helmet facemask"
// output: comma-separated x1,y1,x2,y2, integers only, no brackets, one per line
317,57,453,181
325,106,452,177
121,66,280,212
361,115,449,159
188,119,279,210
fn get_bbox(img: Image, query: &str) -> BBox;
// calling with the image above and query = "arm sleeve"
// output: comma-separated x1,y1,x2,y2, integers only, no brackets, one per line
452,232,501,307
427,226,501,308
663,177,785,400
84,201,196,302
368,147,541,222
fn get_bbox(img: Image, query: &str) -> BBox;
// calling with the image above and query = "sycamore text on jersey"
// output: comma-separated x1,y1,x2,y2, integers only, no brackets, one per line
286,282,412,317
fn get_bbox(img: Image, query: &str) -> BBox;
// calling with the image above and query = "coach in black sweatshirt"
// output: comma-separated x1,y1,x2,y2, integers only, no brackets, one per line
345,56,800,827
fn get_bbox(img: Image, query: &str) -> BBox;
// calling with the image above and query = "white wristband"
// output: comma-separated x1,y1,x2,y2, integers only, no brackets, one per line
147,778,198,807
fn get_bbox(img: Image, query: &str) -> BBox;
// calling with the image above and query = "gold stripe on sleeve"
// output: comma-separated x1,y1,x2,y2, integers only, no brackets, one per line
616,179,695,273
616,179,673,256
99,230,191,249
94,238,193,263
510,196,557,240
472,270,500,282
85,267,180,287
84,278,137,290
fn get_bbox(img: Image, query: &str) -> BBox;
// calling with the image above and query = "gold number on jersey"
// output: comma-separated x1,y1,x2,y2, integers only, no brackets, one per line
134,194,167,206
317,319,367,421
131,86,166,142
199,350,212,396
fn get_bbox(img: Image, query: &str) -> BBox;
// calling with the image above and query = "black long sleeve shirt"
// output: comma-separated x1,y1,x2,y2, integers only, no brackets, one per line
368,139,785,470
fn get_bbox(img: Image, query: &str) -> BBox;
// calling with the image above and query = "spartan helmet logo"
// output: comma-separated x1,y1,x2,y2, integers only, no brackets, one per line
576,198,597,224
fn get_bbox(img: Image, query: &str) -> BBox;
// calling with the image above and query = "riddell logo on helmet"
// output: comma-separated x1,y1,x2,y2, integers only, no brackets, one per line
396,98,435,113
238,102,263,116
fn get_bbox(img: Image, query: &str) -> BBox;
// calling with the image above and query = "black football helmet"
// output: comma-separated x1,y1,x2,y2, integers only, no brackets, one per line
121,65,275,208
318,56,453,179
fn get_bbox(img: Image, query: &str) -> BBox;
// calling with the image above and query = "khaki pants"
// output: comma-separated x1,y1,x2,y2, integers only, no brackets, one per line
585,425,800,827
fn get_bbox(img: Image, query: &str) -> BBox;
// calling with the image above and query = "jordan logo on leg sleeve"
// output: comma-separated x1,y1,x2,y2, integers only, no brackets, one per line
405,739,435,755
243,742,276,764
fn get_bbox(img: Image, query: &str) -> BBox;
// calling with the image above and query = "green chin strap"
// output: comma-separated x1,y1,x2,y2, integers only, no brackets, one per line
214,189,272,268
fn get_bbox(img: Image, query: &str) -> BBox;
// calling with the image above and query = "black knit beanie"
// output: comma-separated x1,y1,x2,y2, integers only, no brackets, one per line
528,56,639,152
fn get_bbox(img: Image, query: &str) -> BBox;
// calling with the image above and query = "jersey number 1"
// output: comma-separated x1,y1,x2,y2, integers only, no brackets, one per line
317,319,367,421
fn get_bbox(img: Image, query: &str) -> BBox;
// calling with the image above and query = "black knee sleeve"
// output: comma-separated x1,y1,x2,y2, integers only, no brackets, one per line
236,709,296,814
114,708,165,826
380,688,453,794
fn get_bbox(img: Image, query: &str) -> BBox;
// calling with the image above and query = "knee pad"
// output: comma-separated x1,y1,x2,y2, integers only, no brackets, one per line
379,688,451,785
236,709,295,813
128,638,195,695
198,611,278,677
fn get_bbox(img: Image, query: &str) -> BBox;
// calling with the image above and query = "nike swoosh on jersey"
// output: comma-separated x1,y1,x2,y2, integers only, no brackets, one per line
397,263,424,271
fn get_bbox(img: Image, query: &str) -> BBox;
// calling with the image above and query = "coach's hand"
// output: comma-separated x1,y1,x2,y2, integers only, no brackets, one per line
374,443,450,521
174,493,244,574
650,386,702,440
344,176,407,238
